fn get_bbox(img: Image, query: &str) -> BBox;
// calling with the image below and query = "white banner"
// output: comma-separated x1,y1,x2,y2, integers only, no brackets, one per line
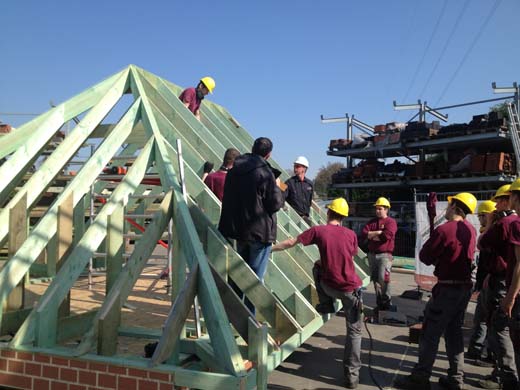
414,201,480,290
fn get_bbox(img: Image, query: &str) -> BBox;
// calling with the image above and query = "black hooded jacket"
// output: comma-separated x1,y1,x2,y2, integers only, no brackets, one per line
218,153,284,243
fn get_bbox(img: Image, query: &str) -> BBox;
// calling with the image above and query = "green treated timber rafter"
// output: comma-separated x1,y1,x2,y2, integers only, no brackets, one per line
133,67,247,377
74,189,174,356
0,70,131,247
10,137,154,347
0,68,127,159
0,98,143,336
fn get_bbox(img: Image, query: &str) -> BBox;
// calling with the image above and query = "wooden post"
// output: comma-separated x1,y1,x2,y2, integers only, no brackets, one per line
5,192,28,311
106,203,124,294
98,292,121,356
248,319,268,390
57,192,74,318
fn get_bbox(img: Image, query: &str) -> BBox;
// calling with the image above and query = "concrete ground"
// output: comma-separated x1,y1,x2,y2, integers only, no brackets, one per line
268,270,492,390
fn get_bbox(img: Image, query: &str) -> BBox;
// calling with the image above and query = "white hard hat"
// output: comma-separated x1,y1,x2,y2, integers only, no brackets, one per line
293,156,309,168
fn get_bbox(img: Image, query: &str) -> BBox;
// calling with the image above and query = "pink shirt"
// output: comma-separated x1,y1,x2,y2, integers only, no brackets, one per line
204,170,227,201
361,216,397,254
479,214,520,287
419,219,476,281
298,224,361,292
179,87,201,114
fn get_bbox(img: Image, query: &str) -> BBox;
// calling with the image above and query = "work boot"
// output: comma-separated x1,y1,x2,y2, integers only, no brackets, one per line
344,377,358,389
438,375,466,390
394,374,431,390
315,303,335,314
466,349,494,368
477,375,500,389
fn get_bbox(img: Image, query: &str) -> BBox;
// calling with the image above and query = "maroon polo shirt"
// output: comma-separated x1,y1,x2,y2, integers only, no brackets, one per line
361,216,397,254
479,214,520,287
419,219,476,281
204,170,227,201
179,87,202,114
298,224,361,292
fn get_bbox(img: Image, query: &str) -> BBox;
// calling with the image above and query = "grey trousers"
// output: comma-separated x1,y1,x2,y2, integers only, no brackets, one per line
487,276,519,385
468,287,488,356
367,252,392,309
412,284,472,384
313,264,362,383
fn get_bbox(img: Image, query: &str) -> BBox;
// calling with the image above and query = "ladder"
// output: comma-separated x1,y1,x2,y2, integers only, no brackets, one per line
507,102,520,176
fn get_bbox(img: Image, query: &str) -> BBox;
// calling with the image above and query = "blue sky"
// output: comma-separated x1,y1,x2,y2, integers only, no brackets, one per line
1,0,518,178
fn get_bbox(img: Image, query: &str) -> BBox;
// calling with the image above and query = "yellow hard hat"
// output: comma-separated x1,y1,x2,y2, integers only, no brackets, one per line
374,197,391,208
477,200,496,215
326,198,349,217
491,184,511,201
200,76,216,93
508,178,520,193
447,192,477,214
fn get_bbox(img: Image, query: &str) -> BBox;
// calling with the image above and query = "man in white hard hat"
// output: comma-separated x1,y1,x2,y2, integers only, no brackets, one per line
179,76,216,121
284,156,314,224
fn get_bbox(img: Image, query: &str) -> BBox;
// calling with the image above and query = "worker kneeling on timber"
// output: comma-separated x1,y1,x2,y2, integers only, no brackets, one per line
395,192,477,390
361,196,397,311
272,197,362,389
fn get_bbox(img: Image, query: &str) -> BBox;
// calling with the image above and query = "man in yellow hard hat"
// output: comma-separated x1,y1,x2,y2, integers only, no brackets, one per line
361,197,397,311
395,192,477,390
466,200,496,370
272,197,362,389
179,76,216,121
478,183,520,390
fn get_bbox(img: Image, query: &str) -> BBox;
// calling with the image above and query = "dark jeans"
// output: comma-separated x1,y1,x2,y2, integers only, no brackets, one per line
230,240,272,315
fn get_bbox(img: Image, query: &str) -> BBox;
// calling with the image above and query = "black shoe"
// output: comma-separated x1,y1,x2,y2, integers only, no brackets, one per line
394,374,431,390
315,303,335,314
438,376,466,390
465,350,494,367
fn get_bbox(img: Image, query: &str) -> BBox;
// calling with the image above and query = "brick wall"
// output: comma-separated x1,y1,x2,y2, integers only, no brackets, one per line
0,349,175,390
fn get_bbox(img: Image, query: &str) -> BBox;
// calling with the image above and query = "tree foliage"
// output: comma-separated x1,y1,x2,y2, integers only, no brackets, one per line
313,162,344,198
490,101,510,120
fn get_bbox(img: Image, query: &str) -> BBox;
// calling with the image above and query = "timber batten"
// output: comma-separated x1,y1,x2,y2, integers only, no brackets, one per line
0,65,369,389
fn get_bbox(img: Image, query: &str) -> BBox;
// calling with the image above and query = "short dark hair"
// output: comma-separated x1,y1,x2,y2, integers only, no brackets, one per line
252,137,273,158
327,209,345,222
451,199,470,218
223,148,240,166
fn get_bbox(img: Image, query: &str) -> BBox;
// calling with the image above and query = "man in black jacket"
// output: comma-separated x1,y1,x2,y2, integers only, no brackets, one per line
218,137,284,313
284,155,314,225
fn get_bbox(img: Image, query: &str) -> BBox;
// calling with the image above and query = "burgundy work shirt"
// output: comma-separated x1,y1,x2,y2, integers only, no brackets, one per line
479,214,520,287
298,224,361,292
361,216,397,254
179,87,202,114
204,170,227,202
419,219,476,281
